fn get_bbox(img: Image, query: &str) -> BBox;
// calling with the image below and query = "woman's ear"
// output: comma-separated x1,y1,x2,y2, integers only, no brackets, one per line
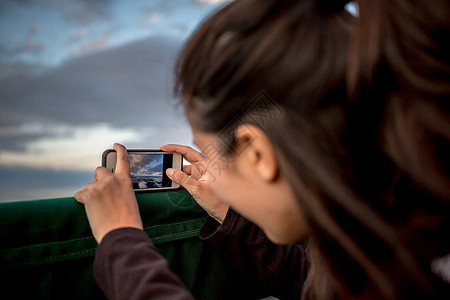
234,124,279,182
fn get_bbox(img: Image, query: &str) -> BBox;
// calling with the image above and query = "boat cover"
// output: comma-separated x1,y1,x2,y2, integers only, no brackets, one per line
0,190,259,299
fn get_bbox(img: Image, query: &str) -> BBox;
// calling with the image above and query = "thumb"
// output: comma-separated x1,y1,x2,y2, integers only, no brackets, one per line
167,168,202,198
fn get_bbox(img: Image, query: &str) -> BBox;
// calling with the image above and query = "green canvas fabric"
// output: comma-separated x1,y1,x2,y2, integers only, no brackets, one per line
0,190,258,299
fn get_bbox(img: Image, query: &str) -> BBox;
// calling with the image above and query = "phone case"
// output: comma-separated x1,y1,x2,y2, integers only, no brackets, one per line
102,149,183,192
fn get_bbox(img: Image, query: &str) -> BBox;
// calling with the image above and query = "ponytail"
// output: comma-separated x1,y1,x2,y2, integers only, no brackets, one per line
317,0,351,13
349,0,450,200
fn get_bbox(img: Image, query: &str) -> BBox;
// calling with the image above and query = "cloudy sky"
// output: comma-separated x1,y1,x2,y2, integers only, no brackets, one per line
0,0,230,201
130,153,163,177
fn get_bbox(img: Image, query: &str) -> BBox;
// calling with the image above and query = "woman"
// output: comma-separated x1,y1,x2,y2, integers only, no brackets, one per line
75,0,450,299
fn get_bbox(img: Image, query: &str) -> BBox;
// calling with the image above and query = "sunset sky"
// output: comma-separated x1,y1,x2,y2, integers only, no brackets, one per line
0,0,230,201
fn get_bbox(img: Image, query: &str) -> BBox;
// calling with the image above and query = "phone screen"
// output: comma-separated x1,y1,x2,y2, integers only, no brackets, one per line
103,149,182,191
128,153,173,189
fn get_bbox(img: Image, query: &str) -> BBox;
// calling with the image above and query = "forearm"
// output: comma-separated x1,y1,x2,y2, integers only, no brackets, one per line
94,227,194,300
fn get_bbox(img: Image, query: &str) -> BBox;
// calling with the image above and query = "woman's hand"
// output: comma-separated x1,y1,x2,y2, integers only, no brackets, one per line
74,143,143,244
160,144,229,223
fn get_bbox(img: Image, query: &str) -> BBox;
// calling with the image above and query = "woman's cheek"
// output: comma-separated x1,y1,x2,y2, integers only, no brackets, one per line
208,172,225,195
207,169,234,204
206,157,231,186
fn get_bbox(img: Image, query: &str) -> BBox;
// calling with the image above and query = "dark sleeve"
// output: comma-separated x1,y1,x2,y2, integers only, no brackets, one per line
94,227,194,300
199,209,309,299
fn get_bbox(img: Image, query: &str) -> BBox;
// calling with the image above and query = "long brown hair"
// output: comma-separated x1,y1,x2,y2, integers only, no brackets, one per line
175,0,450,298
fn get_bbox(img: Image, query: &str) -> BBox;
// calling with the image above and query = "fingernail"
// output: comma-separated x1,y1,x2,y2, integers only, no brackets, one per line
166,168,175,177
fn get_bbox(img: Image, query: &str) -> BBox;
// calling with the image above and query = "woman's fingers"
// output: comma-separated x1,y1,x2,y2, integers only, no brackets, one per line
161,144,203,162
166,168,229,223
182,164,192,175
166,168,203,200
161,144,207,174
74,188,85,203
94,166,112,181
74,143,142,243
74,181,95,203
114,143,130,176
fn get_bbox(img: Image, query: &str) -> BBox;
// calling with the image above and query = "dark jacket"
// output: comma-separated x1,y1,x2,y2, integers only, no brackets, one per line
94,209,309,299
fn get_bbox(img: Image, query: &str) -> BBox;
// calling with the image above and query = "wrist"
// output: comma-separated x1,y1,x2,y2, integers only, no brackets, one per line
208,205,229,224
97,224,143,244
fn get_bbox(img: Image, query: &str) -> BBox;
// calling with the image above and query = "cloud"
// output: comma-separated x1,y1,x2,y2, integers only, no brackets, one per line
0,123,67,151
0,23,45,67
28,24,43,37
66,27,120,57
142,13,162,25
194,0,231,5
0,35,191,156
0,39,45,66
0,123,143,170
0,0,118,68
70,27,88,40
80,28,116,52
0,0,113,23
0,0,33,16
130,153,164,177
140,0,178,15
60,0,114,25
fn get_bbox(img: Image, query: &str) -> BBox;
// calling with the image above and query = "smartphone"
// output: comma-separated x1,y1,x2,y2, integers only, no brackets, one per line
102,149,183,191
